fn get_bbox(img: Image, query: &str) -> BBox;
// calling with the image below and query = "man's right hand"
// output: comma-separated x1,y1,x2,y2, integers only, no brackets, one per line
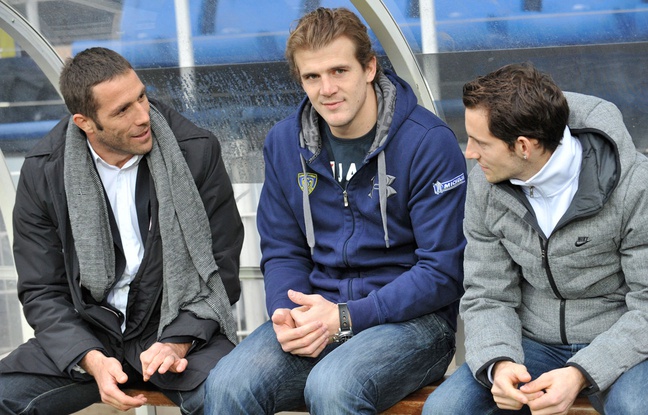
271,308,328,358
491,361,544,411
80,350,147,411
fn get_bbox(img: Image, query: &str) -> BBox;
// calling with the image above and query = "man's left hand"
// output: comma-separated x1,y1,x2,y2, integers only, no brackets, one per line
520,366,588,415
140,342,191,381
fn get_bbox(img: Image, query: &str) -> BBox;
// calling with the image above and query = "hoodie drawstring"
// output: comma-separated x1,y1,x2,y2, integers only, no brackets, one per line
300,154,316,254
298,72,397,252
377,151,390,248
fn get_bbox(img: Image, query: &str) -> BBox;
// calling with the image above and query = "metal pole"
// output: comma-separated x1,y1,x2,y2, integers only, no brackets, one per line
174,0,194,67
418,0,444,120
24,0,39,32
420,0,437,54
173,0,197,111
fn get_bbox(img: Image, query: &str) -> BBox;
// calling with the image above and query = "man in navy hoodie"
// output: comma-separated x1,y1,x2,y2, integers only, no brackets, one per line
205,7,467,414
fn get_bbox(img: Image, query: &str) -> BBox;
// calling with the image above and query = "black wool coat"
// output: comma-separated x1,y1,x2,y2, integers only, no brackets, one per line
0,100,244,391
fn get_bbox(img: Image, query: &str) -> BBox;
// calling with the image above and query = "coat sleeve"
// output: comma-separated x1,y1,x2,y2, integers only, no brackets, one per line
567,159,648,392
460,167,525,385
164,106,244,343
13,155,106,376
257,127,315,316
155,99,243,307
194,131,244,306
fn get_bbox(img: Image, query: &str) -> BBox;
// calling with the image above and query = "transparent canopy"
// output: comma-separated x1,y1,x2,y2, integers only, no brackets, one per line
1,0,647,356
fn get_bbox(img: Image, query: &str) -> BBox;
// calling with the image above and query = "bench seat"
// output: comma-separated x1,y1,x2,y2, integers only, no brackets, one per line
124,382,599,414
380,383,597,415
124,389,176,407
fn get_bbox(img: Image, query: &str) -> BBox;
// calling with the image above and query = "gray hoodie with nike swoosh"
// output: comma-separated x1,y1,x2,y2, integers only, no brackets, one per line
462,91,648,393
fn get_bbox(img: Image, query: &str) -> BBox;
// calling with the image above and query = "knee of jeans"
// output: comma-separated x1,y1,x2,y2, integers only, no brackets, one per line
605,394,644,415
205,358,247,395
304,367,333,401
422,388,481,415
421,394,446,415
304,363,361,403
304,362,347,402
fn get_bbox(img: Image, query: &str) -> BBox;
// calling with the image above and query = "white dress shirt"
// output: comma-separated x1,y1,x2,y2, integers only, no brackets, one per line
88,144,144,332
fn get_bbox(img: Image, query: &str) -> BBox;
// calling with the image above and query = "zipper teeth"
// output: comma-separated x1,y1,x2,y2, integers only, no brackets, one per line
541,238,568,344
559,300,568,344
342,186,353,266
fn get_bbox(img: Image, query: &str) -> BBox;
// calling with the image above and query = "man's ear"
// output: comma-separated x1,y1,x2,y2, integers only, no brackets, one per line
366,56,377,82
515,136,537,156
72,114,94,135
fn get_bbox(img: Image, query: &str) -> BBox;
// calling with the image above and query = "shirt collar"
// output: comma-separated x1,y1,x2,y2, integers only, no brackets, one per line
87,141,143,170
510,126,582,197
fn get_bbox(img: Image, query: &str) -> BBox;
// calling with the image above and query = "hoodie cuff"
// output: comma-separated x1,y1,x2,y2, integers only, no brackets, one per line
346,295,381,333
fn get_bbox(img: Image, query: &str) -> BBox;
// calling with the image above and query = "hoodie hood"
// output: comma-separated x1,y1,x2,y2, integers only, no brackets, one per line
565,91,636,182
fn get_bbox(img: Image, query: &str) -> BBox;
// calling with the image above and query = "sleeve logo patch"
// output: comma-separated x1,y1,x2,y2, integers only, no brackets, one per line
433,173,466,195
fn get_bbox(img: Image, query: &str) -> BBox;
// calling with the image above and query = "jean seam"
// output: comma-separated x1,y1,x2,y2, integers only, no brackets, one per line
20,381,91,415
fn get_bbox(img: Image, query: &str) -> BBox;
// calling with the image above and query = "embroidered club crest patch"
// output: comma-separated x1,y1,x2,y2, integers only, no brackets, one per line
298,173,318,194
433,173,466,195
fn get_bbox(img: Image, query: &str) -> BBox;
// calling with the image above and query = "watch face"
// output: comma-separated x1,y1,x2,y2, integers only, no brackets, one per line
333,330,353,343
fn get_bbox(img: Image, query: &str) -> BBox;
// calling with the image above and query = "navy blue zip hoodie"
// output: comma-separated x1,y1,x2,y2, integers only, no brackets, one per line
257,71,466,333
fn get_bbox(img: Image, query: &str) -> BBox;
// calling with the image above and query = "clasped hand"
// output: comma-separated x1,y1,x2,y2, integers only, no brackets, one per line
271,289,339,358
491,361,588,415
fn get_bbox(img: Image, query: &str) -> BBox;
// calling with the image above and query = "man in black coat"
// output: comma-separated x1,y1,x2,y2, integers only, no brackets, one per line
0,47,243,414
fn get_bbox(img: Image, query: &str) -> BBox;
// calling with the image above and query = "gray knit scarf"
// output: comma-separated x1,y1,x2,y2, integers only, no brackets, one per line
64,104,237,345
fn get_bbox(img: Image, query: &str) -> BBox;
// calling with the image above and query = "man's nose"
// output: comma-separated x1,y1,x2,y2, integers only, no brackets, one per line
320,75,337,96
465,138,478,160
134,101,150,125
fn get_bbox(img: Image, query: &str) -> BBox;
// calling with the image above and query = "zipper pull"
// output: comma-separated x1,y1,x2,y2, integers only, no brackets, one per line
343,190,349,207
541,247,549,268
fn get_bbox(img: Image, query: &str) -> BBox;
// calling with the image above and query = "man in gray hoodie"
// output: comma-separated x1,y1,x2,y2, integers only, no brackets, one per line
424,62,648,414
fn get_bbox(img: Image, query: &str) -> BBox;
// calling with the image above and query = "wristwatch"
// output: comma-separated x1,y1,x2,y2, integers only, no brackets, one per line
332,303,353,343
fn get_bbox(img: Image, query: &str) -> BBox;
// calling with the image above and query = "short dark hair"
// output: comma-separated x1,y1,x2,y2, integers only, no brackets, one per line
59,47,133,123
285,7,382,83
462,62,568,152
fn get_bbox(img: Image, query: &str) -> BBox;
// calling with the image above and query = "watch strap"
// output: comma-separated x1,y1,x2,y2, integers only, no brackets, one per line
338,303,351,331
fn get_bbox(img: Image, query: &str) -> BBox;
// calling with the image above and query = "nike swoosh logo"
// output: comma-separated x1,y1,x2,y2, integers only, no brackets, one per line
575,239,591,247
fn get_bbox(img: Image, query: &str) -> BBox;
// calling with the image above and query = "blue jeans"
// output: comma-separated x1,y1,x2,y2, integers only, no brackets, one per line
0,366,204,415
204,313,455,415
423,337,648,415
